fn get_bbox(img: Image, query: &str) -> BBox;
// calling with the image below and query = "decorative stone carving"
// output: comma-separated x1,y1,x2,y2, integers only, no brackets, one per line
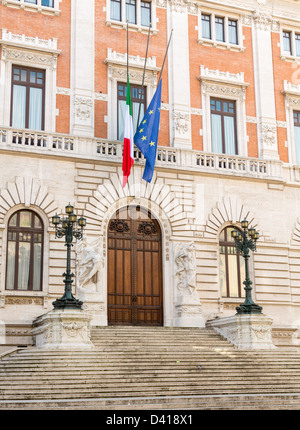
75,236,104,292
173,111,190,135
174,241,205,328
174,241,197,296
2,46,58,70
208,314,276,350
253,11,272,31
261,123,277,147
74,97,93,121
32,309,94,350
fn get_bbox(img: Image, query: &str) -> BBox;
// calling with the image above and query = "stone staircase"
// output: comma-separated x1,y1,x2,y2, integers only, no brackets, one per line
0,326,300,410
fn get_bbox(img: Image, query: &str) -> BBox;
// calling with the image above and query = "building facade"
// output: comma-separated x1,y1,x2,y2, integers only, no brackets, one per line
1,0,300,346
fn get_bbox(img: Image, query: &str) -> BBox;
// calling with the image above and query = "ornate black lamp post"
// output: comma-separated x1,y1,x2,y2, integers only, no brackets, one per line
231,219,263,315
51,204,86,310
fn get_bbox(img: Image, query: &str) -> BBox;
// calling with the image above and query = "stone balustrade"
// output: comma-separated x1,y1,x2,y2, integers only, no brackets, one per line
0,126,291,182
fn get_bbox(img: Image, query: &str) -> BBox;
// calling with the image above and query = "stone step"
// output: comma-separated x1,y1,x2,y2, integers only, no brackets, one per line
1,326,300,409
1,393,300,410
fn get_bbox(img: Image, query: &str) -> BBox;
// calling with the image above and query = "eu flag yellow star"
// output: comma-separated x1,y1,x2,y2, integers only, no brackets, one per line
139,128,144,133
142,136,147,141
143,120,147,124
149,141,155,147
149,110,154,115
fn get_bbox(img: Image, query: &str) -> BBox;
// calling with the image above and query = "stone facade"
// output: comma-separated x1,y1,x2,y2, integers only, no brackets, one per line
0,0,300,347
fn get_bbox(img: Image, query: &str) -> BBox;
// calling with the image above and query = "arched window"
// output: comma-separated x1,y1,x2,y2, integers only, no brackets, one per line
6,210,44,291
219,226,245,298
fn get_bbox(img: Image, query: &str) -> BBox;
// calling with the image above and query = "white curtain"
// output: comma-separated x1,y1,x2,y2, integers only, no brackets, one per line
126,1,136,24
118,99,126,140
141,5,150,27
6,242,16,290
215,21,224,41
110,0,121,20
29,87,43,130
211,114,223,153
295,126,300,165
229,25,237,44
202,19,210,39
132,102,144,133
227,254,239,297
18,242,31,290
33,242,42,291
224,116,236,154
12,85,26,129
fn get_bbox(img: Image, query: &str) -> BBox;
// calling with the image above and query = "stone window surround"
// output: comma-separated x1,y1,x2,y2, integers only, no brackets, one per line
0,0,61,15
105,0,158,34
282,81,300,167
197,8,245,52
0,31,61,133
199,66,249,157
0,204,50,299
105,49,160,141
280,23,300,61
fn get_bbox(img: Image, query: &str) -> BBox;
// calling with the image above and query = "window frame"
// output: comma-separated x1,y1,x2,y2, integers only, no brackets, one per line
117,81,147,140
210,97,238,155
10,65,46,131
219,226,244,299
281,27,300,60
2,0,60,14
107,0,155,32
6,210,44,292
198,10,243,51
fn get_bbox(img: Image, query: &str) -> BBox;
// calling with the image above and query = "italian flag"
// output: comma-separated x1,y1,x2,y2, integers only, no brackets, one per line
122,76,134,188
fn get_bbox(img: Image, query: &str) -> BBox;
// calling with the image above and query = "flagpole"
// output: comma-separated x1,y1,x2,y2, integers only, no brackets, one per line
158,29,173,84
136,23,151,133
126,20,129,79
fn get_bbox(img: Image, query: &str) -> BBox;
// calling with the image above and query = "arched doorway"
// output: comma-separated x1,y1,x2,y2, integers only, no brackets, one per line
107,206,163,326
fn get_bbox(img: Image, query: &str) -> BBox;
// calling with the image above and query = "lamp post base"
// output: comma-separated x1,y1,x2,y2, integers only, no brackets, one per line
207,313,276,350
52,297,83,310
236,303,263,315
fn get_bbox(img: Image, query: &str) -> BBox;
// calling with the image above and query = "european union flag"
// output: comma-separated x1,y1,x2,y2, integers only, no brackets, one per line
134,80,162,183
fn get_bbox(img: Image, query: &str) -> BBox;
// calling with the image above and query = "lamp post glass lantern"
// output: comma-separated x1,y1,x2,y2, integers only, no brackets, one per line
231,219,263,314
51,204,86,310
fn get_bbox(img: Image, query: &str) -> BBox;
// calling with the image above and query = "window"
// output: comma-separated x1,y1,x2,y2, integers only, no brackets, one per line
219,226,245,298
16,0,55,7
199,12,240,47
210,98,237,155
295,34,300,57
11,66,45,131
6,210,44,291
294,111,300,165
281,30,300,58
201,14,211,39
228,19,238,45
110,0,121,20
215,17,224,42
141,1,151,27
117,82,146,140
126,0,136,24
283,31,292,54
109,0,152,27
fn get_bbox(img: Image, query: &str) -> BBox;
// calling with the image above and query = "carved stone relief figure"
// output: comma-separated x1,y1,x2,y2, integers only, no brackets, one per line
174,241,197,296
75,236,104,293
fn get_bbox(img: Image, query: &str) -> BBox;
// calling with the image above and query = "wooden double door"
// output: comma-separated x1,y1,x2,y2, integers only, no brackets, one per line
107,206,163,326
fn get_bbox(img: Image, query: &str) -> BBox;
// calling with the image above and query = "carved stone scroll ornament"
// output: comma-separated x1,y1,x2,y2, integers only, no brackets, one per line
75,236,104,292
74,97,93,121
174,241,197,296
